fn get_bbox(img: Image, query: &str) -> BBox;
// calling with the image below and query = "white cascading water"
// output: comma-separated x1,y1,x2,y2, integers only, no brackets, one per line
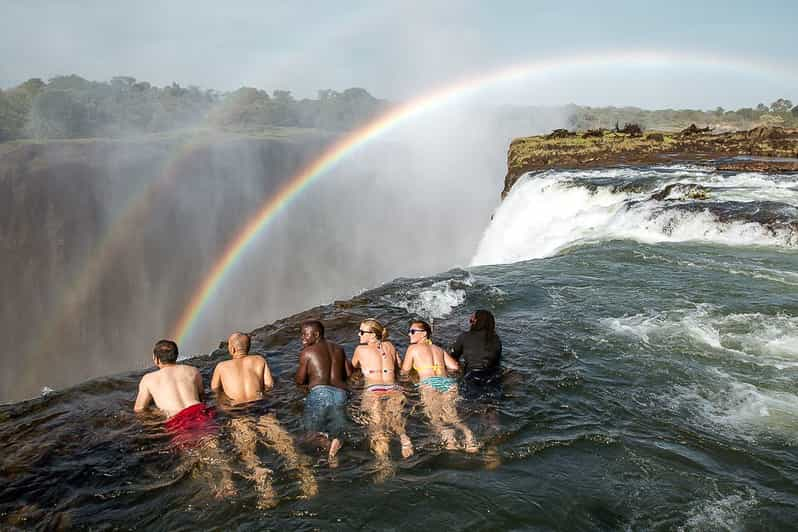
471,168,798,266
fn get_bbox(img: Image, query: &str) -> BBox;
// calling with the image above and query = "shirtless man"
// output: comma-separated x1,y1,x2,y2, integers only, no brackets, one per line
134,339,233,496
211,332,273,403
211,332,316,508
352,319,413,471
295,320,351,462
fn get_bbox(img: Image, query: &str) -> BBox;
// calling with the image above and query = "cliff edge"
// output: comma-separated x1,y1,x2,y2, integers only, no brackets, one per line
503,126,798,198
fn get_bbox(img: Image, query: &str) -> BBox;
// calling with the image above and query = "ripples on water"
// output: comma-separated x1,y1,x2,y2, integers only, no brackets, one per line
2,166,798,530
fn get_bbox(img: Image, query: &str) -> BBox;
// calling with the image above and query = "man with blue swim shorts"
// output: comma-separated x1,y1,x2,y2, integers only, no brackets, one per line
295,320,352,463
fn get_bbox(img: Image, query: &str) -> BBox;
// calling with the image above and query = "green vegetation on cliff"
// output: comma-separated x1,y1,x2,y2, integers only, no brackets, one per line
504,126,798,197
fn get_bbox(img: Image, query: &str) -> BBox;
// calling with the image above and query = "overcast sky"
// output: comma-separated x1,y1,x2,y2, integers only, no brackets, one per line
1,0,796,109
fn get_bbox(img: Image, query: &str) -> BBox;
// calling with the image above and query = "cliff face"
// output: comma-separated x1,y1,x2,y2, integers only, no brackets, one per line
503,126,798,197
0,131,334,402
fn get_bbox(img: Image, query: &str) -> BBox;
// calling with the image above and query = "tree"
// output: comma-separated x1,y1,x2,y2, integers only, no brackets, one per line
29,90,89,138
770,98,793,114
792,105,798,117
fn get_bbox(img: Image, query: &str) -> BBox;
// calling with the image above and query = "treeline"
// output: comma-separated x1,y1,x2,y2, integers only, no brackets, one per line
566,99,798,132
2,74,796,142
0,75,387,141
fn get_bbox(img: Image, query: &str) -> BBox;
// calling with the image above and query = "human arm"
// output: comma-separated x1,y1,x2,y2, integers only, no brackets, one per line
210,364,223,394
295,351,309,385
400,346,414,376
450,334,464,360
133,377,152,412
263,359,274,390
443,349,460,372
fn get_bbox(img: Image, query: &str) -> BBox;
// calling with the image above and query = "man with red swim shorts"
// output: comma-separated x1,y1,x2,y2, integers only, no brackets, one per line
134,339,216,447
134,339,234,497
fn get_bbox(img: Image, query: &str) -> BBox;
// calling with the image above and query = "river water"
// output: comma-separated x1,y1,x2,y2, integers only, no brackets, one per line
1,164,797,530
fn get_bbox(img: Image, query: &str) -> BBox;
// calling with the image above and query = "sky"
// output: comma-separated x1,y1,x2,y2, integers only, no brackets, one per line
1,0,796,109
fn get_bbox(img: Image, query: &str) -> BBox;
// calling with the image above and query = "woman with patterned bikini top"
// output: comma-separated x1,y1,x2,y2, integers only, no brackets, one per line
352,320,401,393
351,319,414,460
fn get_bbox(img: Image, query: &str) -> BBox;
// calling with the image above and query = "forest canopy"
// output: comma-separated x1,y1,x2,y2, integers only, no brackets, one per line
0,74,795,141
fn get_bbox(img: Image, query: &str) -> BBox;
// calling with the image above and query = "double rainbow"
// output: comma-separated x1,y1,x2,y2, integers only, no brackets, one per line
95,50,796,347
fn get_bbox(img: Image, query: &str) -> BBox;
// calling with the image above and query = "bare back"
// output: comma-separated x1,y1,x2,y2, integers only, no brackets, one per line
402,343,459,380
211,355,273,404
353,341,400,386
298,340,348,389
136,364,202,418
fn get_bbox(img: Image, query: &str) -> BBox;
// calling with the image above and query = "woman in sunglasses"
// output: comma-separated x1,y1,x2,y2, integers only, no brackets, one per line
401,320,478,453
351,319,414,466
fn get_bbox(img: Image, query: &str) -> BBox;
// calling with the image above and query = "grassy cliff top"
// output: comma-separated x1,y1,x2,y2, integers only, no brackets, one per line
504,126,798,197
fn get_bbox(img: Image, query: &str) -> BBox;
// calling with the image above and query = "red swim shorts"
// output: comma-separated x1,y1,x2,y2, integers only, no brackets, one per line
164,403,217,448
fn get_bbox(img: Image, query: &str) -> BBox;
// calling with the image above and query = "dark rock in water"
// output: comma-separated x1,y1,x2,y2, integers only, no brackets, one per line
546,128,576,139
657,200,798,243
646,133,664,142
651,183,711,201
679,124,712,136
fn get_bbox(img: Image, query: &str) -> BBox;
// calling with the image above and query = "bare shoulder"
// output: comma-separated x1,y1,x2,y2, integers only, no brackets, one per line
248,354,267,367
383,341,397,353
329,341,346,355
182,364,201,376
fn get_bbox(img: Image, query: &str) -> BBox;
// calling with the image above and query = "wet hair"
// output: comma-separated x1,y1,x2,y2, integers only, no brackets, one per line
153,339,178,363
470,310,496,335
361,318,389,341
411,319,432,339
470,310,498,352
301,320,325,337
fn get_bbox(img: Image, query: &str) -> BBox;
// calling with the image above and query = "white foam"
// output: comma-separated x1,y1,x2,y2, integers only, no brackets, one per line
670,374,798,442
472,169,797,266
678,492,756,532
603,307,798,370
384,279,467,320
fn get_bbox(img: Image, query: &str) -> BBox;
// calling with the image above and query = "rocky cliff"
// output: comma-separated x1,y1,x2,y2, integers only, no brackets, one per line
503,126,798,197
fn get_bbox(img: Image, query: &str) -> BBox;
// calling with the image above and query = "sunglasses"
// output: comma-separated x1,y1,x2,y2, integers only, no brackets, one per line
408,328,425,334
358,329,372,335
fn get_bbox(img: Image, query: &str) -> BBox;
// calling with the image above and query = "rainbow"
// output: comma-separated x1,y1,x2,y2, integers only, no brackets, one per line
171,49,798,345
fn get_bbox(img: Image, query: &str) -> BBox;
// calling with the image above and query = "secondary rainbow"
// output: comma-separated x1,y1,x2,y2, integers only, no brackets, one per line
31,133,217,360
173,49,798,345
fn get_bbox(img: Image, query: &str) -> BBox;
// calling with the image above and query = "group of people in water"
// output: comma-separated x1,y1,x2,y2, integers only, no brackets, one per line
133,310,502,508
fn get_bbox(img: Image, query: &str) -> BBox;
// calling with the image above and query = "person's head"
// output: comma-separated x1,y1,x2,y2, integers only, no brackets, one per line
153,339,179,365
301,320,325,347
408,320,432,344
358,318,388,344
469,309,496,335
227,332,251,357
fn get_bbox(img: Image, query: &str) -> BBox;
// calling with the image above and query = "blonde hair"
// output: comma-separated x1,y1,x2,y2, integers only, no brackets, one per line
361,318,389,341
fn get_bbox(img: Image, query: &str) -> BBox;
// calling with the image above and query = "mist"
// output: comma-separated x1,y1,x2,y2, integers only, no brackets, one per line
0,97,568,402
3,2,796,402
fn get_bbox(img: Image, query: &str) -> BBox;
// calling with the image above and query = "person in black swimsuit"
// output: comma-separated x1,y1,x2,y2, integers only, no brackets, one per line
450,309,502,400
